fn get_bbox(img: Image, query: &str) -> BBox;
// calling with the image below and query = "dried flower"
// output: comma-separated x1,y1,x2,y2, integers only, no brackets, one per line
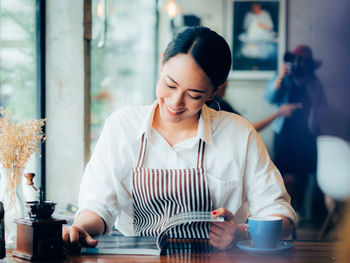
0,108,46,204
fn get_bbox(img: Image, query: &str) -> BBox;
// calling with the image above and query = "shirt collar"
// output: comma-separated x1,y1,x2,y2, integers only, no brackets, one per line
198,104,214,145
137,101,214,145
137,100,158,141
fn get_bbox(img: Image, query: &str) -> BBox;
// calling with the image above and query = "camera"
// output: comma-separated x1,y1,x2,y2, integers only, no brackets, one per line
283,52,301,76
283,52,315,77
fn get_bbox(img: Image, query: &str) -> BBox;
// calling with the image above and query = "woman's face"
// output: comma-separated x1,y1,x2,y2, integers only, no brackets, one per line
156,53,215,125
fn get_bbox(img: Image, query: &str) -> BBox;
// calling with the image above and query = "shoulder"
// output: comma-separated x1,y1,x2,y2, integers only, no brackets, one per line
104,104,152,134
208,107,254,137
107,105,150,123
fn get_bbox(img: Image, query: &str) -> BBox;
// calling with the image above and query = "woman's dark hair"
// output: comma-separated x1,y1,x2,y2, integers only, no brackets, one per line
163,26,232,90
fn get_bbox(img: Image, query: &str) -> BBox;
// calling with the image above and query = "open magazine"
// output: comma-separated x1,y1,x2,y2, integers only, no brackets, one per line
81,211,224,256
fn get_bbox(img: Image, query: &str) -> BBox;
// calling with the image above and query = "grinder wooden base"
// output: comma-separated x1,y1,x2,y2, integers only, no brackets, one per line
13,218,66,261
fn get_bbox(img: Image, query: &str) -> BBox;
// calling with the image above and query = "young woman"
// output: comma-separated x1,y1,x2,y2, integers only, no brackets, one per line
63,26,296,250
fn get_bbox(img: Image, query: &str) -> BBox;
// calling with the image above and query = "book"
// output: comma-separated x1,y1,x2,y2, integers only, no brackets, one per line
81,211,224,256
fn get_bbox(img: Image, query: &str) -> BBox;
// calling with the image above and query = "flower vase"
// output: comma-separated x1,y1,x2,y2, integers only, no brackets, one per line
0,167,26,248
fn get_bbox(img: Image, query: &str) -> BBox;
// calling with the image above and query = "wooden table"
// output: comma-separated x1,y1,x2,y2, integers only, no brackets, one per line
3,240,344,263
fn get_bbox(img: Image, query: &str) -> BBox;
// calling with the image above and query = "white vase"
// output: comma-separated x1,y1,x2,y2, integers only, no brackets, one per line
0,167,26,248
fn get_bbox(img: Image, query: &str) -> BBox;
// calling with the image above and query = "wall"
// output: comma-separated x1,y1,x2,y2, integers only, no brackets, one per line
46,0,85,208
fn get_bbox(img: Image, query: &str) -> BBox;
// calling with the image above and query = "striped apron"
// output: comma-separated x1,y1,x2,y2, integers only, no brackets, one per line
132,134,212,239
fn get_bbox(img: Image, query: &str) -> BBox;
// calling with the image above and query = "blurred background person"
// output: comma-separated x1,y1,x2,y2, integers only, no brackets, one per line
207,83,302,132
264,45,328,217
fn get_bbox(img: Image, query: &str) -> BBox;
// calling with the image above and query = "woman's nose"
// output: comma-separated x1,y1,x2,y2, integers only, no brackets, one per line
172,91,185,107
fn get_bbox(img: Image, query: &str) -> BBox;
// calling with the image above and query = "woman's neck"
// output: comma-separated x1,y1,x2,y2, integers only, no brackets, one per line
152,106,199,147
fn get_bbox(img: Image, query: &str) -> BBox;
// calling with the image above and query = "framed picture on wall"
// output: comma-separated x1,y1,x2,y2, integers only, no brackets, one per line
224,0,286,79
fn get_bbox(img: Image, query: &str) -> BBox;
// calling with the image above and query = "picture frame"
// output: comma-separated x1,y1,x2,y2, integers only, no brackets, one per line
224,0,286,80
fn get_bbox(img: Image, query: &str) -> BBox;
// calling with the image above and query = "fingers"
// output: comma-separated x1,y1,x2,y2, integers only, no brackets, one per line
280,64,287,77
211,208,234,221
83,233,99,247
209,208,237,250
209,224,235,250
293,103,303,109
62,225,98,253
211,222,235,236
209,231,229,250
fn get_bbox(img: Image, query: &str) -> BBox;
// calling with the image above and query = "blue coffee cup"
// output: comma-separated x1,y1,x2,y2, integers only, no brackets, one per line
248,216,282,248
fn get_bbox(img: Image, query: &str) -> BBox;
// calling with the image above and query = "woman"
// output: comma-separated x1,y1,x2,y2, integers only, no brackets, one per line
265,45,327,213
64,26,295,250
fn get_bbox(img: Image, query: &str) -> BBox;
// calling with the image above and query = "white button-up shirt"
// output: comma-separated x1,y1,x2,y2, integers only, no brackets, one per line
77,102,296,235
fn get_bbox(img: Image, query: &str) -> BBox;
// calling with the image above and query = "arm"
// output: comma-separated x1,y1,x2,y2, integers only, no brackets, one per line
62,210,105,248
264,65,288,103
270,214,294,238
209,210,293,250
63,117,119,249
244,129,296,233
253,103,302,131
72,210,106,236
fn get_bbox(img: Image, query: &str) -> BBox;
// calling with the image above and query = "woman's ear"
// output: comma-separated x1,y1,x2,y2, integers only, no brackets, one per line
207,90,217,101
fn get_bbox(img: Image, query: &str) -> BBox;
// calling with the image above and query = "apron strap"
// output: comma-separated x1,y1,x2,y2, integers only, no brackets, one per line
137,134,206,168
136,133,147,167
197,139,206,169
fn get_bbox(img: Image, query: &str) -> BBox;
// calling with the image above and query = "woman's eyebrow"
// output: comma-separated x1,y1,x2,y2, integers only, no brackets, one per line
166,75,205,94
188,89,205,94
166,75,179,85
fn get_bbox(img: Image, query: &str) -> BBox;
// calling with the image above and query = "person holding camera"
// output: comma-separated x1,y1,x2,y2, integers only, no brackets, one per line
264,45,327,216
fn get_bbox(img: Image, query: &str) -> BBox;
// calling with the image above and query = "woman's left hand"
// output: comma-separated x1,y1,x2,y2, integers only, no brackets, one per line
209,208,237,250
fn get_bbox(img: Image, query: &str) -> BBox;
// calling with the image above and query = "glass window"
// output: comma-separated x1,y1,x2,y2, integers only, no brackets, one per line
90,0,157,151
0,0,38,173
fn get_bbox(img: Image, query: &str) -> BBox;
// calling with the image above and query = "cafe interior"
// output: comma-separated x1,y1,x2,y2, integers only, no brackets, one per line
0,0,350,262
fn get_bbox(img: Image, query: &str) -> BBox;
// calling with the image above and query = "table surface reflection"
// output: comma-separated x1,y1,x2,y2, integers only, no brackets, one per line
4,240,344,263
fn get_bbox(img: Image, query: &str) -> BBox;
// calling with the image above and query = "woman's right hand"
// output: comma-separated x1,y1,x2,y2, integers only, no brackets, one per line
62,225,98,251
279,64,288,79
62,210,105,252
275,64,288,89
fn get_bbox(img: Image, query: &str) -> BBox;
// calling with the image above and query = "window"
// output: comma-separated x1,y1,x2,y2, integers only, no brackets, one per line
0,0,42,184
90,0,158,151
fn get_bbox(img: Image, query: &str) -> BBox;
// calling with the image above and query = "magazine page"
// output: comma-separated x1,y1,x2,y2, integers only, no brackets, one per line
156,211,224,249
81,235,161,255
81,211,224,254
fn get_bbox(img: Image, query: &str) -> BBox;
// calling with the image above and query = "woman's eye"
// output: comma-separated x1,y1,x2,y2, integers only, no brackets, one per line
167,85,176,89
188,94,201,100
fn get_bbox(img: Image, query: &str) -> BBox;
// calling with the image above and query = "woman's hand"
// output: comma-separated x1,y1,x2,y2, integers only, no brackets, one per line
277,103,303,117
275,64,288,89
209,208,238,250
62,210,105,252
62,225,98,252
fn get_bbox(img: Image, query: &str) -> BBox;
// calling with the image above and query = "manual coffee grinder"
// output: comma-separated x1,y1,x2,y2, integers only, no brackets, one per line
13,173,66,261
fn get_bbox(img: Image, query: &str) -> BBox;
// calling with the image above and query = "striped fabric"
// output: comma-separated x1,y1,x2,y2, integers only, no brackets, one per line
132,134,212,239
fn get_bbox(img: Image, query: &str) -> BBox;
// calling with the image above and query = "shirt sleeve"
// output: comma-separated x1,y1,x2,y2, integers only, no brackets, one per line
264,73,281,103
75,118,119,233
244,128,297,224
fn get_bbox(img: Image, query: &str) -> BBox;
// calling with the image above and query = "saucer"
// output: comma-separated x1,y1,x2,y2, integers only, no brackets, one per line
236,240,294,254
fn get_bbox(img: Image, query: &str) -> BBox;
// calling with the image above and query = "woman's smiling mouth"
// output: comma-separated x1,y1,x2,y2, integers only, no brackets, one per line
165,102,184,115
